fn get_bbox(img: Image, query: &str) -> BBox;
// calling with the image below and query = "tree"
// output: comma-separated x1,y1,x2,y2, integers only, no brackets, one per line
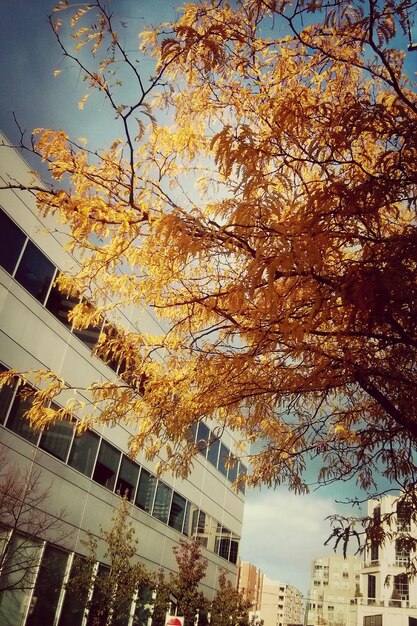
0,444,69,621
210,570,254,626
66,496,151,626
152,539,208,626
2,0,417,521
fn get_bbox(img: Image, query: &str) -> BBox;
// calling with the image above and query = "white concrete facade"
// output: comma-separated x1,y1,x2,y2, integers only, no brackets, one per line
348,495,417,626
305,555,362,626
0,132,246,625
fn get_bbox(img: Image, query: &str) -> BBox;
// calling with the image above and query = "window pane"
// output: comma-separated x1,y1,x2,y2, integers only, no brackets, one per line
15,240,56,304
27,545,68,626
0,534,41,626
227,455,238,483
45,281,77,329
215,526,231,560
196,422,209,456
67,430,100,477
218,443,229,477
73,301,103,351
168,492,186,533
39,412,74,462
58,555,92,626
87,564,110,626
73,321,103,351
152,482,172,524
5,386,40,444
237,463,247,494
207,438,219,467
115,456,139,501
229,539,239,564
0,208,26,275
0,366,15,425
93,440,121,491
135,469,157,513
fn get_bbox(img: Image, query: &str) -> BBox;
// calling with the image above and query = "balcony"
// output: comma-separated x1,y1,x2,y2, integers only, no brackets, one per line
363,560,380,568
350,598,413,609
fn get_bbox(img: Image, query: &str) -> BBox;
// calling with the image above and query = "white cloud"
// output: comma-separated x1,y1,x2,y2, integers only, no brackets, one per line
239,488,342,597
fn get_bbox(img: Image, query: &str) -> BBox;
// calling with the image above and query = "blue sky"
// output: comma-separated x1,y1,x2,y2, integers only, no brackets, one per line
1,0,416,598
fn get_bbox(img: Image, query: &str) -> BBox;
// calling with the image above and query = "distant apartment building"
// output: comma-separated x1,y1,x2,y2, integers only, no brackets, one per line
349,495,417,626
260,576,303,626
237,561,264,611
305,554,362,626
237,562,303,626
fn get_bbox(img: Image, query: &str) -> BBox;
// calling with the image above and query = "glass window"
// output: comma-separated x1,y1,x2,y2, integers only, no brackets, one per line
237,463,247,494
67,430,100,477
207,437,219,467
0,208,26,275
368,574,376,599
73,320,103,351
0,366,15,425
152,481,172,524
58,555,92,626
86,564,110,626
168,492,187,533
15,240,56,304
93,440,121,491
115,455,139,501
0,533,42,625
227,455,238,483
196,422,209,456
217,443,229,477
26,544,68,626
39,410,74,462
5,385,40,445
135,468,157,513
72,300,103,351
215,526,231,561
229,531,240,564
45,281,78,329
182,501,191,537
187,423,197,443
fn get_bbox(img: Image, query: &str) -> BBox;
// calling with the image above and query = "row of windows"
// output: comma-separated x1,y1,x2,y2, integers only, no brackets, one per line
0,529,153,626
0,206,247,488
191,421,247,488
0,370,240,565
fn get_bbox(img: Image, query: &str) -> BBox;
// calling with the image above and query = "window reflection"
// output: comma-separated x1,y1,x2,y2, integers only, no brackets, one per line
39,410,74,462
5,385,40,445
67,430,100,478
93,440,121,491
115,455,139,501
15,240,56,304
26,545,68,626
169,492,186,532
152,482,172,524
0,209,26,275
135,469,156,513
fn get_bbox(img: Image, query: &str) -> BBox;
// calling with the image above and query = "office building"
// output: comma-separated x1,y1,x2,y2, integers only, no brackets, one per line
0,131,246,625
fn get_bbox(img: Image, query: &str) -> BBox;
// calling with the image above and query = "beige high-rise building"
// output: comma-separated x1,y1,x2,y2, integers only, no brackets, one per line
237,561,264,611
305,554,362,626
260,576,303,626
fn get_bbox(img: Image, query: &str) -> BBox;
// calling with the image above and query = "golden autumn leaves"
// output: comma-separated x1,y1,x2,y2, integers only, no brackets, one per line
3,0,417,494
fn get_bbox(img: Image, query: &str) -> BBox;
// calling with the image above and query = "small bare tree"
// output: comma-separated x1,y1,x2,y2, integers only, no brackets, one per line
0,443,69,593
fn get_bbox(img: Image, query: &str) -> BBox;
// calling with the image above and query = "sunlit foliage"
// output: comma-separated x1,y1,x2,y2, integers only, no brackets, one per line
2,0,417,502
